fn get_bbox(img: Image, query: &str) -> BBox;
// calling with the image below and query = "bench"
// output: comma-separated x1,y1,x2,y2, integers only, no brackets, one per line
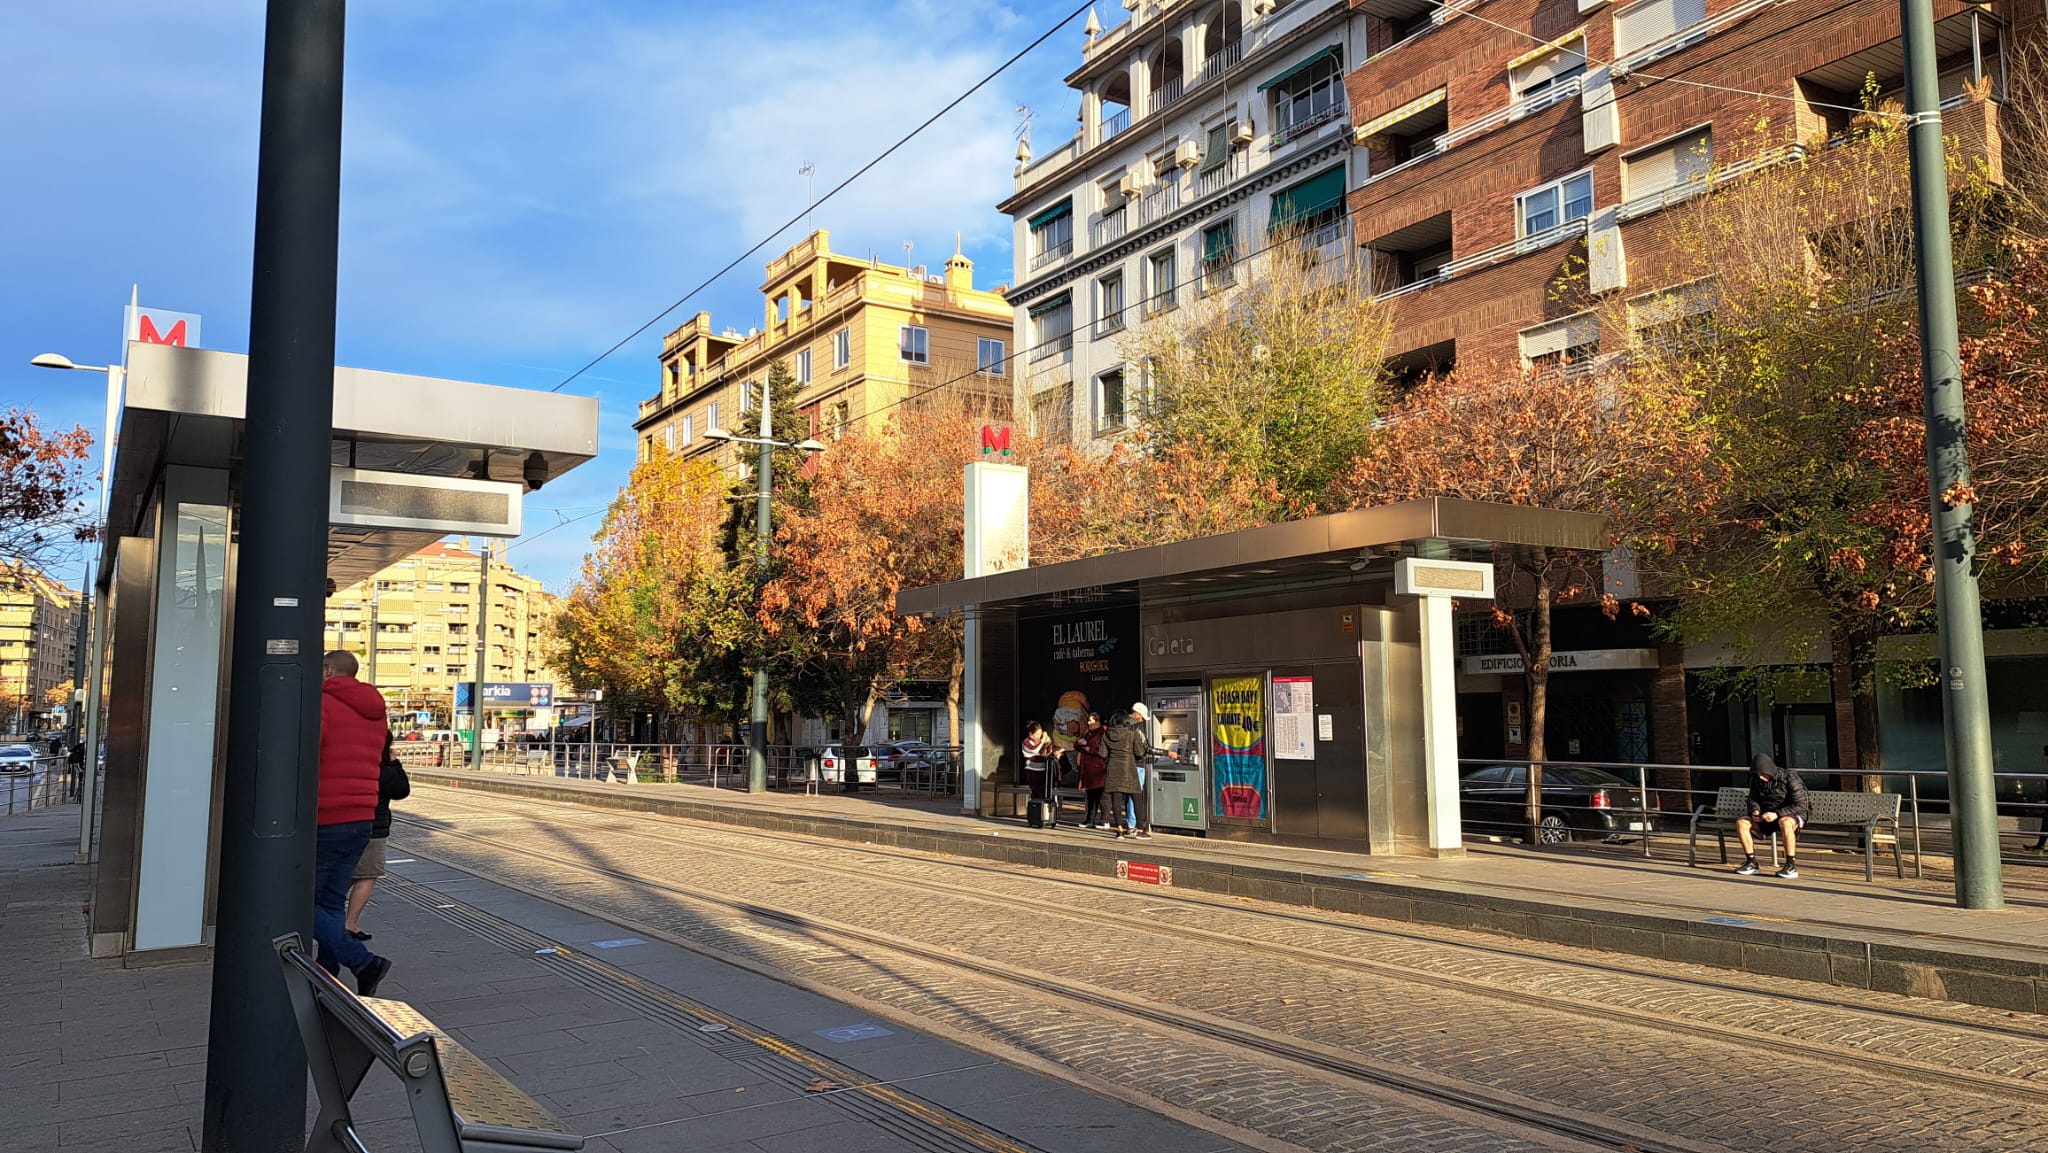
274,934,584,1153
1689,786,1904,881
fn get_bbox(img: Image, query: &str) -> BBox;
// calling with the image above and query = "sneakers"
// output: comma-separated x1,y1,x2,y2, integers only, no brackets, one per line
1734,860,1760,876
1775,864,1799,879
354,955,392,998
1134,830,1153,839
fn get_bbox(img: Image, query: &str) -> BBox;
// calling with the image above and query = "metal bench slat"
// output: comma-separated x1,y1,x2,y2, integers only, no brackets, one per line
359,998,580,1147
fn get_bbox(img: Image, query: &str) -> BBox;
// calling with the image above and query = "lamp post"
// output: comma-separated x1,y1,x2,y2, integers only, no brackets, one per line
703,392,824,794
31,353,125,864
1899,0,2002,909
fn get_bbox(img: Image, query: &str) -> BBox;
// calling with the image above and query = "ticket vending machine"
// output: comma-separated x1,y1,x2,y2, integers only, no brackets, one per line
1147,685,1208,833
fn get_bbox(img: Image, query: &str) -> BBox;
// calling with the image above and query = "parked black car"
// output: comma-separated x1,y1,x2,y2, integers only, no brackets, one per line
1460,764,1657,843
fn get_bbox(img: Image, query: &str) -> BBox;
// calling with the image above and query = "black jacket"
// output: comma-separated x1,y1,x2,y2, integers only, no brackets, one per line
371,752,411,838
1745,754,1808,819
1102,716,1154,795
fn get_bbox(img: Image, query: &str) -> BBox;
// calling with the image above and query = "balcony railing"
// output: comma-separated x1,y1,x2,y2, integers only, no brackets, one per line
1198,41,1244,85
1148,76,1185,114
1615,143,1805,222
1612,0,1781,74
1194,150,1248,200
1101,107,1130,141
1136,180,1182,226
1091,208,1129,247
1359,78,1584,192
1096,310,1128,337
1372,218,1588,302
1030,331,1075,362
1030,238,1074,271
1368,0,1480,61
1145,284,1179,317
1271,103,1345,149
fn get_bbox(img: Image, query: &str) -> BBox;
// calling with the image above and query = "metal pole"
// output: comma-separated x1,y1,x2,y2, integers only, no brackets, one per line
203,0,346,1147
748,377,772,793
366,587,378,686
66,578,88,752
1900,0,2002,910
590,688,600,777
471,548,489,771
75,591,107,862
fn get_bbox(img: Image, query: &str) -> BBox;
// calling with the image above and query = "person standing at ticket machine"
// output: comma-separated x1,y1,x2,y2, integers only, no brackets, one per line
1105,703,1176,839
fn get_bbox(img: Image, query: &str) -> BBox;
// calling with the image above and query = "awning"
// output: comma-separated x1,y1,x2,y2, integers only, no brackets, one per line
1506,30,1586,75
1027,291,1072,318
1027,199,1073,229
1268,166,1347,229
1202,221,1234,263
1354,87,1447,140
1257,45,1341,92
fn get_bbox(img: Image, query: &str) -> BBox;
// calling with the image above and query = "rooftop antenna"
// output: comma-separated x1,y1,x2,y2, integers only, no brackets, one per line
1014,104,1035,144
798,161,816,235
903,241,914,272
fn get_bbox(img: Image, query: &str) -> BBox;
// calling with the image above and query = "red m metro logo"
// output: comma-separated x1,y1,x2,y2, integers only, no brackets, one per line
126,306,202,349
137,315,188,346
980,424,1012,455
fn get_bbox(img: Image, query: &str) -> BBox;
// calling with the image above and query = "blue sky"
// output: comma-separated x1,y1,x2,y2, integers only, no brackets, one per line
2,0,1088,591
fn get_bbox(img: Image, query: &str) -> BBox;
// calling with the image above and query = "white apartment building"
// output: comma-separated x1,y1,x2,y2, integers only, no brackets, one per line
1000,0,1366,445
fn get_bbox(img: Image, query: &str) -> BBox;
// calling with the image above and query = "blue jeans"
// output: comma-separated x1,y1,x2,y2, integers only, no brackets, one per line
314,821,375,975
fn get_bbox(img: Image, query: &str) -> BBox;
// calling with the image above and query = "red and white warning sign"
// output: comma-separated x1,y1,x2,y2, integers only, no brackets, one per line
1116,860,1173,886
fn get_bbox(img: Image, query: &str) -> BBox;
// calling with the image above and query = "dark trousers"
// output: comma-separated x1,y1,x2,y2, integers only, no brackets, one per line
1023,763,1050,800
1112,789,1148,831
1083,787,1107,825
315,821,374,975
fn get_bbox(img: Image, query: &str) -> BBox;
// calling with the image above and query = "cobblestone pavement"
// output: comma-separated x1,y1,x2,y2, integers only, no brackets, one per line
398,789,2048,1153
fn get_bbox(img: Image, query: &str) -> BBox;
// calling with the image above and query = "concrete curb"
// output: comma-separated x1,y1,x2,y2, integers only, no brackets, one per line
414,769,2048,1015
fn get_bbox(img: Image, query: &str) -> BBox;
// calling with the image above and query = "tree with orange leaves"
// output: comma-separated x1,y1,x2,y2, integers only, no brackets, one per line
1340,366,1721,839
1,407,95,570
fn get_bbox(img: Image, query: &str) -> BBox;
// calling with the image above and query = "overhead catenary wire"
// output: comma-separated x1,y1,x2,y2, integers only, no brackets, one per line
550,0,1097,395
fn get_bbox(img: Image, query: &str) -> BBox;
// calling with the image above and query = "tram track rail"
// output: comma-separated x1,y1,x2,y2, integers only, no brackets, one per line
400,788,2048,1055
392,792,2048,1151
391,809,1718,1153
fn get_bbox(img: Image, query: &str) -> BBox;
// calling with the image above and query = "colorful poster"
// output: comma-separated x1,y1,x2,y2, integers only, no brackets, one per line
1273,676,1314,761
1210,675,1268,821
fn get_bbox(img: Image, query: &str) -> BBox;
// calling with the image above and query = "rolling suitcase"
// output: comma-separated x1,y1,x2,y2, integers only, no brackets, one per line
1027,798,1056,829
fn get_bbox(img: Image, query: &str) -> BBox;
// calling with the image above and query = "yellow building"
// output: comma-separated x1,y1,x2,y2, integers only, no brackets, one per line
0,565,80,733
635,229,1014,466
323,540,562,727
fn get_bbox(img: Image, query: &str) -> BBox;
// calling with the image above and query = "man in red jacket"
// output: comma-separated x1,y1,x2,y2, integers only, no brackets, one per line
318,650,392,994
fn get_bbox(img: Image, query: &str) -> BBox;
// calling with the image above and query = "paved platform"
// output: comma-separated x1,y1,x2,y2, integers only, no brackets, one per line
0,805,1246,1153
416,767,2048,1015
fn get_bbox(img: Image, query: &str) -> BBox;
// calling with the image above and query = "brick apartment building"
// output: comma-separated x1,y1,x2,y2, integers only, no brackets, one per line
1347,0,2023,380
1340,0,2036,771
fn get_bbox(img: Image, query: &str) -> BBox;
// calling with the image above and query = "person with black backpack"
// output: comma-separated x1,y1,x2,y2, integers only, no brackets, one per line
345,730,412,942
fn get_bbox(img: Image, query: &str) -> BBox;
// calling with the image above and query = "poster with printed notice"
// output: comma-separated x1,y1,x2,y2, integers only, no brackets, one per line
1272,676,1314,760
1210,675,1268,821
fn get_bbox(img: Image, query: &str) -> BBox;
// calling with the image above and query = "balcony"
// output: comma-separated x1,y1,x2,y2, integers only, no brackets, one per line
1031,331,1075,363
1612,0,1780,73
1616,143,1804,222
1147,76,1185,115
1271,102,1345,150
1091,206,1130,247
1144,284,1179,317
1194,149,1249,200
1030,238,1074,272
1101,107,1130,142
1374,218,1587,301
1198,41,1243,86
1358,78,1583,193
1136,179,1183,227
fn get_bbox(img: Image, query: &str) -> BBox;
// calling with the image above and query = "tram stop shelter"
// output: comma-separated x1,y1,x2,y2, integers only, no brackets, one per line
81,340,598,961
897,498,1609,858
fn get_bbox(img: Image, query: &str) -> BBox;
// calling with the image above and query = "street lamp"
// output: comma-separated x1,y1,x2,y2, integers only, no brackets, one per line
702,393,824,794
32,351,123,863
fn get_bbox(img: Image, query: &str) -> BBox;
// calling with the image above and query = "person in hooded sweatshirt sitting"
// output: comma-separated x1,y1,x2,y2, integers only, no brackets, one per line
1734,753,1808,879
317,650,394,994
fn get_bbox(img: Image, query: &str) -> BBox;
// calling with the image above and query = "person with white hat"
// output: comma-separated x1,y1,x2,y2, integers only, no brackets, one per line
1103,702,1167,839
